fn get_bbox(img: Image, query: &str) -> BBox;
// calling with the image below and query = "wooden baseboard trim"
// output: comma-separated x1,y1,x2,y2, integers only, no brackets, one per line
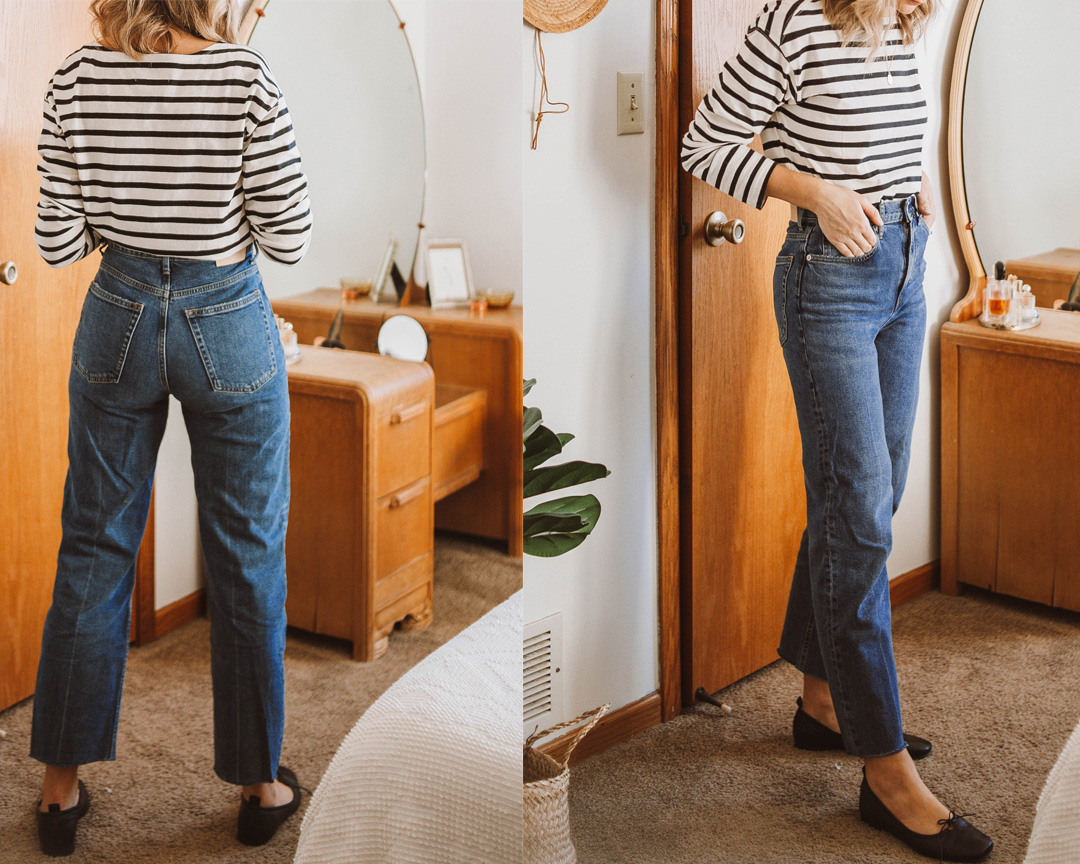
539,691,663,768
154,589,206,641
890,560,940,609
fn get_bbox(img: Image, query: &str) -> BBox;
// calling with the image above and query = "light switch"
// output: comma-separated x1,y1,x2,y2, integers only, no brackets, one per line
617,71,644,136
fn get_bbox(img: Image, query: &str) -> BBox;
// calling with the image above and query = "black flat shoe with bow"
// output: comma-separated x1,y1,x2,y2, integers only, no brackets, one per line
236,765,305,847
36,779,90,857
859,770,993,861
793,697,932,760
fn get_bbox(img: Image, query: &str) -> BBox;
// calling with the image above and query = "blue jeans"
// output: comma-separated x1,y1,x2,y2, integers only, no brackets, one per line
30,241,291,785
774,195,928,758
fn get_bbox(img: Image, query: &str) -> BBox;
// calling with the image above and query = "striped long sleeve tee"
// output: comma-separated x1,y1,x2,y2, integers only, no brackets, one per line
35,42,312,267
681,0,928,210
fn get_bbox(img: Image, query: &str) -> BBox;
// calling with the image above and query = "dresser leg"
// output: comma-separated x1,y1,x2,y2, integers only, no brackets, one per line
399,604,433,632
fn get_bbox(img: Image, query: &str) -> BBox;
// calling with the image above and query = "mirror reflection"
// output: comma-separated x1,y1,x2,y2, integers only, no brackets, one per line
248,0,426,298
963,0,1080,278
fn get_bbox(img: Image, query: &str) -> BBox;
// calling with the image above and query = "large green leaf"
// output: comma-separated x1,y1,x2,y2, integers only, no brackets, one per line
524,532,589,557
522,496,601,556
525,494,601,529
523,405,543,448
523,461,610,498
523,511,586,538
524,424,564,471
523,378,536,398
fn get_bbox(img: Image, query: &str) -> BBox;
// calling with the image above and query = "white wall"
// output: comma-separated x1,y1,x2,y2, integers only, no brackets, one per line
418,0,522,299
522,1,974,725
522,2,659,724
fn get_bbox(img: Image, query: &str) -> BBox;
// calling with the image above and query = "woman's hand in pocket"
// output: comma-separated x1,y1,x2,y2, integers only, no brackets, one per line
814,182,882,257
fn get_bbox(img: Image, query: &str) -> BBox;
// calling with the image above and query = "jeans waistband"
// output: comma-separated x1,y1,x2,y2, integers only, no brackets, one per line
796,194,919,230
100,239,256,265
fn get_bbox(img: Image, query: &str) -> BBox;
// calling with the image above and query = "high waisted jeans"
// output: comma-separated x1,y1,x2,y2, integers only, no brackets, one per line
774,194,928,759
30,241,290,786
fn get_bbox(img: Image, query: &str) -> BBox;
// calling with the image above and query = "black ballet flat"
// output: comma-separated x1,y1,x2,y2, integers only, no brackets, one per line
36,779,90,857
859,769,993,861
793,697,932,759
236,765,304,846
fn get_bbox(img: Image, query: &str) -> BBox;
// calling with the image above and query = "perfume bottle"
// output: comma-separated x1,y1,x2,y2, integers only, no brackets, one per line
986,261,1010,322
1020,283,1038,322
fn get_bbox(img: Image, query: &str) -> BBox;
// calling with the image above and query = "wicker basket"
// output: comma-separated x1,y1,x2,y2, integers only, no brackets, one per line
523,704,609,864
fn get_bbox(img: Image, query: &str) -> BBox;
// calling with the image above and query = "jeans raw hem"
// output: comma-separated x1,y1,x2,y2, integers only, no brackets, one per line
213,763,277,787
28,752,114,767
855,742,908,760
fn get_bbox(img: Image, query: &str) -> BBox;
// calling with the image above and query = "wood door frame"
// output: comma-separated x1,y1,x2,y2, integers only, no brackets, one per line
655,0,682,723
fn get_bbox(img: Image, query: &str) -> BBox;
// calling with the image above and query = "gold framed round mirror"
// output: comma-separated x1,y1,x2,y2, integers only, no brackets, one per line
948,0,1080,321
238,0,426,300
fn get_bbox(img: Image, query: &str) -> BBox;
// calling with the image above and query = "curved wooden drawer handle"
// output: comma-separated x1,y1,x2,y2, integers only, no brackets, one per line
389,481,427,509
390,402,427,425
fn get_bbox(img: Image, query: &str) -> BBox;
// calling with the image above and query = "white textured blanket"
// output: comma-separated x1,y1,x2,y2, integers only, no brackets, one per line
294,592,522,864
1024,717,1080,864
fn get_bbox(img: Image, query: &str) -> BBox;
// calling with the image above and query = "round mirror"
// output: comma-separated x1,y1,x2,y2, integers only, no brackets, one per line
962,0,1080,277
246,0,426,299
377,315,429,362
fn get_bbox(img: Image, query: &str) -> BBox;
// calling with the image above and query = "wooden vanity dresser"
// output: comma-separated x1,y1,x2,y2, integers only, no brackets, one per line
940,310,1080,612
273,290,523,557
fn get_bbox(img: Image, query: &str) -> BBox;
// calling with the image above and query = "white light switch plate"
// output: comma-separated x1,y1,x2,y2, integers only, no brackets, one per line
617,71,644,136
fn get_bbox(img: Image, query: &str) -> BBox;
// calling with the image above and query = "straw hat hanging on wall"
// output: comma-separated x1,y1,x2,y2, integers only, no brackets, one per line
523,0,609,33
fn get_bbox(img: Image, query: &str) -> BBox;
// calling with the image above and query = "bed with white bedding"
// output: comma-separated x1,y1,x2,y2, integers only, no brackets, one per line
293,591,522,864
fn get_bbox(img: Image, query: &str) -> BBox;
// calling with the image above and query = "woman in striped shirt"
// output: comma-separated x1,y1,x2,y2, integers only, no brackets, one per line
31,0,308,855
683,1,993,860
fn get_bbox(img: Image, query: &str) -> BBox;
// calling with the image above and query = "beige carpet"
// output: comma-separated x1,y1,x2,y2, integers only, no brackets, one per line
0,533,521,864
568,589,1080,864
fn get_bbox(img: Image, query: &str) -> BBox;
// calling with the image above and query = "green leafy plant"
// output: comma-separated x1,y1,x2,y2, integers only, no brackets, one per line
523,378,610,557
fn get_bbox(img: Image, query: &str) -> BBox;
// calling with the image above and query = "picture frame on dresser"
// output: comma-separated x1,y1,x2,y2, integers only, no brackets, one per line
426,239,474,308
373,235,400,304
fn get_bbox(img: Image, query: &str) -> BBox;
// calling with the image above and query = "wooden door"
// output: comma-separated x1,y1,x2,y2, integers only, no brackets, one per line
0,2,99,711
678,0,806,704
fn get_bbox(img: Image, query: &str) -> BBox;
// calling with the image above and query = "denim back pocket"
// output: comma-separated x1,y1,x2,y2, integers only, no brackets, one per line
773,255,794,346
184,290,277,393
72,281,144,384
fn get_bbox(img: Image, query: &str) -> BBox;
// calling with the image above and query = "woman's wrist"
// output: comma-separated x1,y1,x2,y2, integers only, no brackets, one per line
766,166,832,214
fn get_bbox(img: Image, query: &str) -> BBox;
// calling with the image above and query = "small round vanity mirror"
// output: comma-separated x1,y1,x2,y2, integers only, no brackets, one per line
377,316,429,363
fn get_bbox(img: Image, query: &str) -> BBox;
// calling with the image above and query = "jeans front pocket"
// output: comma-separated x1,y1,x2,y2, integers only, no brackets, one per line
773,255,794,346
806,222,882,264
72,281,144,384
185,289,277,393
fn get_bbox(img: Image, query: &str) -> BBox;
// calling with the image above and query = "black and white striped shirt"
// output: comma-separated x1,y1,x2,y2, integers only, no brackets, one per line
35,42,312,267
681,0,927,209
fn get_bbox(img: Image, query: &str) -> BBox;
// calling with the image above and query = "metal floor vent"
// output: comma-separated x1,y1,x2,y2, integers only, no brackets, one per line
523,612,563,738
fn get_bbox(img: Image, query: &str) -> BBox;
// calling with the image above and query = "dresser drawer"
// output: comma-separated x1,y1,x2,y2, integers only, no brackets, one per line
433,385,486,502
374,397,432,499
374,554,431,612
375,475,432,579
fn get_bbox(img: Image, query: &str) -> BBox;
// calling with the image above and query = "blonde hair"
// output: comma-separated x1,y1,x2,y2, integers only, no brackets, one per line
822,0,936,60
90,0,239,61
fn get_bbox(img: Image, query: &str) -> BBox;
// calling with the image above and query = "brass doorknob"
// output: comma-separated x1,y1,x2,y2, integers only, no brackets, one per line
0,261,17,285
703,212,746,247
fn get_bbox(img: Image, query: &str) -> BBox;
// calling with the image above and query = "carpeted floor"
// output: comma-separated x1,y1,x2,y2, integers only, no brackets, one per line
568,589,1080,864
0,533,521,864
